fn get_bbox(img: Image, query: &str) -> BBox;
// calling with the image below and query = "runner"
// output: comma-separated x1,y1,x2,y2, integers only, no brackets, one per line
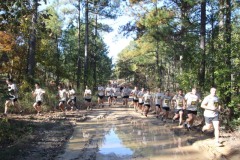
57,84,67,113
121,85,131,107
172,89,185,125
201,87,223,147
84,86,92,110
32,82,45,115
67,85,76,111
105,84,114,107
142,89,152,117
130,86,139,112
4,78,23,116
113,85,121,105
97,84,105,108
161,89,172,122
154,88,164,118
137,88,145,115
184,88,201,130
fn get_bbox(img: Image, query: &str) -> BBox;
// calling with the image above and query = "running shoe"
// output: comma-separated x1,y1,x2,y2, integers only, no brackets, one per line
215,142,223,147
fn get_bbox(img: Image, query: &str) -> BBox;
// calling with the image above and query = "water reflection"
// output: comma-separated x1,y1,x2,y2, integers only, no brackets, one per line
99,128,133,155
59,119,208,160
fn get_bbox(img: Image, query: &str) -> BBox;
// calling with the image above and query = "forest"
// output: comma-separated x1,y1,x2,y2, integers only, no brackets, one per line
0,0,240,127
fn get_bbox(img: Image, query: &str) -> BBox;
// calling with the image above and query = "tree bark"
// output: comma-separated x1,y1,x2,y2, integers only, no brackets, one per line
84,0,89,88
77,0,82,89
198,0,206,89
225,0,232,116
27,0,38,78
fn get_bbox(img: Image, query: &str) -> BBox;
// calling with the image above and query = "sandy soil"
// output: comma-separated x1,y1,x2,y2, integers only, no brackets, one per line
1,103,240,160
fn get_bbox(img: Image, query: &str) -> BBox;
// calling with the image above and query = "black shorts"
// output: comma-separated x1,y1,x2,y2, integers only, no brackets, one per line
144,104,150,108
155,104,161,108
175,109,183,114
11,98,18,102
133,99,139,102
139,102,144,105
7,95,18,102
186,110,197,115
85,98,91,102
107,95,113,99
98,95,104,99
68,98,76,104
205,115,219,124
36,101,42,106
59,100,65,104
162,107,170,111
123,96,129,99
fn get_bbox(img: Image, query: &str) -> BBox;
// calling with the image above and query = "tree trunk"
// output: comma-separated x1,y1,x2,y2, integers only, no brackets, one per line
27,0,38,78
210,5,215,86
93,11,98,91
84,0,89,88
198,0,206,90
55,35,60,85
225,0,232,117
77,0,82,89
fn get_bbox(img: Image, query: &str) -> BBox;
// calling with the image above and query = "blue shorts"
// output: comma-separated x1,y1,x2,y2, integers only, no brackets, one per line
205,115,219,124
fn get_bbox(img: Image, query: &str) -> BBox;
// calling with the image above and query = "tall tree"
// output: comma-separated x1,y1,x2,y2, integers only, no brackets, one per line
84,0,89,87
199,0,206,90
77,0,82,89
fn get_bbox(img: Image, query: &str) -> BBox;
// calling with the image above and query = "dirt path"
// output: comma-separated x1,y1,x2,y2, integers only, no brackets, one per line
1,102,240,160
57,103,240,160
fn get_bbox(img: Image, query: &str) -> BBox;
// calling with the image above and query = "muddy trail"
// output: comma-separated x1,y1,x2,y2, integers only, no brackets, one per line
1,102,240,160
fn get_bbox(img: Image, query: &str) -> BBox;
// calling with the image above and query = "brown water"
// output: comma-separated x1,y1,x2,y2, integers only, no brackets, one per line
57,116,208,160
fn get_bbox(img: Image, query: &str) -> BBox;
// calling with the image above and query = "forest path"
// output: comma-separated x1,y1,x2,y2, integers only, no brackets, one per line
57,101,211,160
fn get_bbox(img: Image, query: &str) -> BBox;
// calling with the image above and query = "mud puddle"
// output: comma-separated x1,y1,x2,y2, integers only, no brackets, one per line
57,114,209,160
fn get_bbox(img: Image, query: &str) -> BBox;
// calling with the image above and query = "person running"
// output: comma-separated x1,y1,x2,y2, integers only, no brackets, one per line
105,84,114,106
121,85,131,107
84,86,92,110
4,78,23,116
97,84,105,108
113,85,121,105
142,89,152,117
172,89,185,125
57,84,67,113
130,86,139,112
201,87,223,147
154,88,164,118
161,89,172,122
184,88,201,130
137,88,145,115
32,82,45,115
67,85,76,111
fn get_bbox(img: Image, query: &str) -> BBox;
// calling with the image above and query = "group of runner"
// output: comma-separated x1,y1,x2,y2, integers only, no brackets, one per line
2,79,223,147
96,83,223,146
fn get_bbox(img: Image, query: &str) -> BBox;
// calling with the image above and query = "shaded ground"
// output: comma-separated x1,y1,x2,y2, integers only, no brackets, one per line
0,102,240,160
